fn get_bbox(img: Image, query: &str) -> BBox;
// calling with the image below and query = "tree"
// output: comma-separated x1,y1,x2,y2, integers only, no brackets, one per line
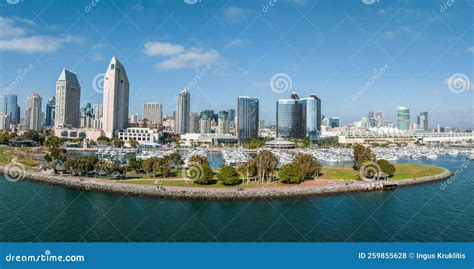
127,157,143,173
142,158,156,176
254,150,278,182
152,157,171,177
129,139,139,148
167,152,183,168
237,159,257,183
377,159,396,177
217,166,241,185
292,153,322,179
278,164,304,184
353,144,376,170
188,162,214,185
22,129,41,142
111,138,125,148
97,136,110,142
188,155,208,165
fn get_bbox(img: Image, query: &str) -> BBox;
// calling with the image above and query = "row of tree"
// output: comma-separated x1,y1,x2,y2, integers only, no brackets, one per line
352,144,396,178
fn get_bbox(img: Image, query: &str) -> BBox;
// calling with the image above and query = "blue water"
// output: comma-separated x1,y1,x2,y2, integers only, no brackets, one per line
0,155,472,242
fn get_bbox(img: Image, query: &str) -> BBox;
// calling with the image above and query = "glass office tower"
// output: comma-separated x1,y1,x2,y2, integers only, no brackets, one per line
237,96,259,142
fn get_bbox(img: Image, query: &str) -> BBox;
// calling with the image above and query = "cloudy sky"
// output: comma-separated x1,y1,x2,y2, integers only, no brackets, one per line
0,0,473,128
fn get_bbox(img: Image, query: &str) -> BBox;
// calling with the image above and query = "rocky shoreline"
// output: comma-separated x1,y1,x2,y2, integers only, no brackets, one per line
0,166,452,201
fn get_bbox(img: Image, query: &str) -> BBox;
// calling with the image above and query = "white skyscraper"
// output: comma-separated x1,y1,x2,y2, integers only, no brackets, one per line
175,90,190,134
102,57,130,138
143,102,163,124
55,69,81,128
24,93,42,131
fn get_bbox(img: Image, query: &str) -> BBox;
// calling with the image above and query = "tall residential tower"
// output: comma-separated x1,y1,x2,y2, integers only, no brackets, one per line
237,96,259,142
175,90,190,134
55,69,81,128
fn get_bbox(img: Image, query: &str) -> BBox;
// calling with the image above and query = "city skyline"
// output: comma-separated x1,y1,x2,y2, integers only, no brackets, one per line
0,1,472,129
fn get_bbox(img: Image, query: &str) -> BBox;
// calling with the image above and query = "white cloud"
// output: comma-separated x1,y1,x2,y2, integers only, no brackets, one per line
225,37,249,48
0,34,83,53
222,6,251,24
143,41,185,56
466,47,474,54
0,16,82,53
156,49,219,70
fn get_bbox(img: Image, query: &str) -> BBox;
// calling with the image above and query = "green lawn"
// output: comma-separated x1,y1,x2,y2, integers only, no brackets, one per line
389,164,445,180
318,166,358,180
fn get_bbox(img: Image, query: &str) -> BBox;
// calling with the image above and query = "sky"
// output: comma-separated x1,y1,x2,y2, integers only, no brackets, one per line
0,0,473,129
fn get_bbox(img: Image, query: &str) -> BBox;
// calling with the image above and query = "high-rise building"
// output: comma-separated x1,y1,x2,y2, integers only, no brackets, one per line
227,109,236,125
237,96,259,142
175,90,190,134
24,93,42,131
55,69,81,128
143,102,163,124
397,106,410,131
417,111,429,131
276,93,320,141
200,112,211,134
329,117,340,128
93,104,103,129
3,94,19,125
102,57,130,138
368,111,376,127
128,114,138,124
375,111,383,127
80,103,94,128
218,110,229,134
189,112,200,133
45,96,55,127
0,113,10,130
313,95,322,132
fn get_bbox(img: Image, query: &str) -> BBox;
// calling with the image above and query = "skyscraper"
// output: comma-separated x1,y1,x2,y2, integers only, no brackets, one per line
329,117,340,128
102,57,130,138
143,102,163,124
375,111,383,127
175,90,190,134
313,94,322,132
237,96,259,142
368,111,376,127
93,104,103,129
55,69,81,128
80,103,94,128
3,94,19,125
189,112,200,133
218,110,229,134
24,93,42,131
45,96,56,127
417,111,429,131
200,112,211,134
276,93,320,141
397,106,410,131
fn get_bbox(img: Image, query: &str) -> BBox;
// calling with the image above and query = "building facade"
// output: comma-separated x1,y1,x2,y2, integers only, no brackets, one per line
237,96,259,142
0,113,10,130
189,112,200,133
3,94,19,125
45,96,55,127
218,110,229,134
175,90,190,134
143,102,163,124
102,57,130,138
397,106,410,131
417,111,429,131
24,93,42,131
55,69,81,128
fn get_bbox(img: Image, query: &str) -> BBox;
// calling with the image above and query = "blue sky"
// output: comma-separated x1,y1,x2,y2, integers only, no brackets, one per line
0,0,473,128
